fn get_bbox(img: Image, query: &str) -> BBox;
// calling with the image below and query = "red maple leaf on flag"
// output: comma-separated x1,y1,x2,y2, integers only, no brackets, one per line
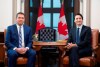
58,22,68,35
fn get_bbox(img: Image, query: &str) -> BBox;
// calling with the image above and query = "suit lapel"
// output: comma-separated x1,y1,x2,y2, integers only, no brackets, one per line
23,24,26,44
13,24,19,38
80,25,85,38
73,28,77,41
13,24,19,46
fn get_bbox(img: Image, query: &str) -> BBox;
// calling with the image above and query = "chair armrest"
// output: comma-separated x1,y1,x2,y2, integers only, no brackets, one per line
94,45,100,63
3,44,7,50
91,45,100,59
92,46,98,51
32,45,36,49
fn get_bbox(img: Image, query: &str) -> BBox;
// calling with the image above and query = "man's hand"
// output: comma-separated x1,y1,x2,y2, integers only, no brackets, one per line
66,43,77,49
15,48,28,54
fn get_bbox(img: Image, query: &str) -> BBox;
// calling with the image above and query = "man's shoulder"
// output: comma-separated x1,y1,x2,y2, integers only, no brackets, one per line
68,27,75,33
83,25,91,30
7,24,16,29
70,27,76,31
82,25,91,33
24,24,31,29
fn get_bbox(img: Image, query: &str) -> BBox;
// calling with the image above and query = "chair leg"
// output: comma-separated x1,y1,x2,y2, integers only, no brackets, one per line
63,64,69,67
4,57,8,67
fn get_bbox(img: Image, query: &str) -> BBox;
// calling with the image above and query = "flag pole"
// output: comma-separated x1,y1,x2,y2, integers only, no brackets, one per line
62,0,64,3
62,0,64,4
40,0,41,3
40,0,42,6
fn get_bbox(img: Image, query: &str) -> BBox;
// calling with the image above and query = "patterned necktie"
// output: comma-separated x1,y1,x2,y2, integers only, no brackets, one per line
19,26,22,47
76,28,80,44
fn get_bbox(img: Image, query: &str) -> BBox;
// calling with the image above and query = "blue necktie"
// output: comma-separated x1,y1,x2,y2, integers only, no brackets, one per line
19,26,22,47
76,28,80,44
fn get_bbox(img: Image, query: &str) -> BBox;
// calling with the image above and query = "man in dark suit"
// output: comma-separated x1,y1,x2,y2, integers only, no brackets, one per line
66,13,92,67
5,12,36,67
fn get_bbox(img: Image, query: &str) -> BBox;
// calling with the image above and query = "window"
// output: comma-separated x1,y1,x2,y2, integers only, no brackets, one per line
28,0,78,34
43,0,61,30
43,13,51,27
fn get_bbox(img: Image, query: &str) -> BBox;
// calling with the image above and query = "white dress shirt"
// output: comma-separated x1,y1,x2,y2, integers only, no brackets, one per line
17,24,25,47
76,25,83,36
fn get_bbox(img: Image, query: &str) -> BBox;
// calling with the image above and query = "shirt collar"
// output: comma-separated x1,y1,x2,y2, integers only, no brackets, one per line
76,24,83,29
16,23,23,28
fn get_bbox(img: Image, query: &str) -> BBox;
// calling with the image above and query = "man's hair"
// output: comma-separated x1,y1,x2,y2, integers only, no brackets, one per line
16,12,25,18
75,13,83,20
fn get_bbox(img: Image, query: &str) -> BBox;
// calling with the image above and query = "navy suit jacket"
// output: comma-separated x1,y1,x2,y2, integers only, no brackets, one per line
67,25,92,52
5,24,33,50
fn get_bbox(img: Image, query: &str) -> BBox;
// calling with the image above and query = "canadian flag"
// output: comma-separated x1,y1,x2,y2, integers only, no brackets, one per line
35,2,45,34
58,2,68,40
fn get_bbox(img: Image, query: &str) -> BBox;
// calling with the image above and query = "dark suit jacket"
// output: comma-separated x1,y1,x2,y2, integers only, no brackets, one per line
67,25,92,53
5,24,33,50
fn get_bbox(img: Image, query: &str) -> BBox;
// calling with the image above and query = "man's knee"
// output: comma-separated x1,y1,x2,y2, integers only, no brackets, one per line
7,50,18,58
28,49,36,56
71,47,78,51
69,47,78,54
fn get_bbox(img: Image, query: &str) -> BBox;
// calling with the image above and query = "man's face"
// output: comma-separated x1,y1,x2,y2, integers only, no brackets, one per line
74,15,83,26
16,14,25,26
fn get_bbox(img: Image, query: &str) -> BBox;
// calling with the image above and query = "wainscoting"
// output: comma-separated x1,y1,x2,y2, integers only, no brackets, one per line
0,32,4,43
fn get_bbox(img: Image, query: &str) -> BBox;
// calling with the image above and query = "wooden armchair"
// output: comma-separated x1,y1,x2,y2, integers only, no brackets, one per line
62,29,100,67
4,29,28,66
